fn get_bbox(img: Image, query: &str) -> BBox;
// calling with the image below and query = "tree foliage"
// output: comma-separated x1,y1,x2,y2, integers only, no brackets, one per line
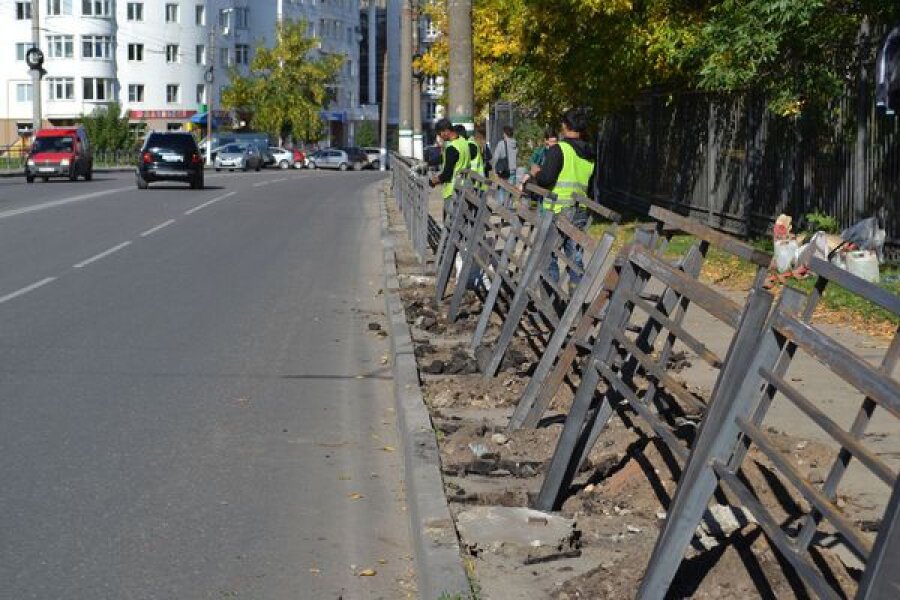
421,0,900,119
221,19,342,142
80,102,137,151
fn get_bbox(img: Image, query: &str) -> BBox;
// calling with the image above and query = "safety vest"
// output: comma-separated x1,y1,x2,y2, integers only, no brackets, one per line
545,140,594,213
441,136,471,199
468,141,488,190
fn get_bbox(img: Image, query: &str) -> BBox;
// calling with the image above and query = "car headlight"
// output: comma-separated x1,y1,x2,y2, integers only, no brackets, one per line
27,159,35,166
60,159,70,166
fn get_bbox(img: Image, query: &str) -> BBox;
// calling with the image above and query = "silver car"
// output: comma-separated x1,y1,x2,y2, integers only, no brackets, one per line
307,149,364,171
214,143,263,172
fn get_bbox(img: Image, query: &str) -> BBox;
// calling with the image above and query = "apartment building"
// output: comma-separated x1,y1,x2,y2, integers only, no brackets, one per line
0,0,369,148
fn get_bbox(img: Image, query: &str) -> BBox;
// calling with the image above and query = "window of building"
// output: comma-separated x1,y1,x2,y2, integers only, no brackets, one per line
166,44,179,63
235,44,249,65
126,1,143,21
166,84,179,103
218,8,231,30
127,43,143,61
46,0,73,16
81,0,110,17
48,77,75,101
195,44,205,65
47,35,74,58
128,84,144,103
195,4,205,26
16,1,32,19
235,7,249,29
129,122,147,138
196,84,206,104
16,82,32,102
82,35,112,59
83,77,113,101
219,48,231,67
15,42,36,61
165,3,179,23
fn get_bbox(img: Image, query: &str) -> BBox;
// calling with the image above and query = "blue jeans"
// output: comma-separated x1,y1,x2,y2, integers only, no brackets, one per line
494,174,516,207
547,206,588,285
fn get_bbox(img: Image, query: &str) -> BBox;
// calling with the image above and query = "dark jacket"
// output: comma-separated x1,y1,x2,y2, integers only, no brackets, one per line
534,136,595,197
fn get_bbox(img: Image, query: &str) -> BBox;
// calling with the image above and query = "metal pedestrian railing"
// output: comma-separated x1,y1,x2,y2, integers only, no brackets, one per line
384,153,900,597
639,258,900,599
390,152,435,272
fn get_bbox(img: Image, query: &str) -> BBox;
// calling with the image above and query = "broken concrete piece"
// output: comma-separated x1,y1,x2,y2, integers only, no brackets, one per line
455,506,576,550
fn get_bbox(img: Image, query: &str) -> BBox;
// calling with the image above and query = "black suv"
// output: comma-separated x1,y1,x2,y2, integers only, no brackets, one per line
136,132,204,190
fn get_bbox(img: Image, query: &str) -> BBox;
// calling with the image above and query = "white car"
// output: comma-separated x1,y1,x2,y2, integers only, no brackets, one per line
362,147,388,170
269,147,295,169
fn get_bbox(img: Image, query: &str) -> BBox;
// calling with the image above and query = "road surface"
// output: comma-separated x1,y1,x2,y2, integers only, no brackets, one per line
0,169,415,599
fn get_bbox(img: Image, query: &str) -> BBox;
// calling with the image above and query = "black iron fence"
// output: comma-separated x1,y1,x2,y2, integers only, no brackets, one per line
597,91,900,260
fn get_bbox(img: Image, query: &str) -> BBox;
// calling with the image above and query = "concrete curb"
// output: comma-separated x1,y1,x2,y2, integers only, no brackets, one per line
379,191,472,599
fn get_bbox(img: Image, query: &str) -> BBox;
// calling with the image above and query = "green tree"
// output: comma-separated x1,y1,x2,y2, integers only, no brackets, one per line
355,121,378,147
80,102,135,151
221,19,342,143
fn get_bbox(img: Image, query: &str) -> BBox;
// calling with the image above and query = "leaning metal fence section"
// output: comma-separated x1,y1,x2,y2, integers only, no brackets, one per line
390,152,433,272
639,257,900,599
510,205,772,434
534,236,774,511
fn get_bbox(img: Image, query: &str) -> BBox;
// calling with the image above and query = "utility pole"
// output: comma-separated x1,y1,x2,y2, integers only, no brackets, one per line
411,4,423,160
205,26,216,166
30,0,42,135
398,0,413,157
380,48,389,170
447,0,473,133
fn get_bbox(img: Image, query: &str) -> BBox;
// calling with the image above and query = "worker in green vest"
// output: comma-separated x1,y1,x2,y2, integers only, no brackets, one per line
453,124,488,191
430,119,471,215
526,108,596,284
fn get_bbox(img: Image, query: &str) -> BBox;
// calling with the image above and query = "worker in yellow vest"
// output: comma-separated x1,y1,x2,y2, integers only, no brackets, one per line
525,108,596,284
430,119,471,217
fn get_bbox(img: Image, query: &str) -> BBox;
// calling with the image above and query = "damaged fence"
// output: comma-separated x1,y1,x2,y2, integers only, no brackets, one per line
385,158,900,598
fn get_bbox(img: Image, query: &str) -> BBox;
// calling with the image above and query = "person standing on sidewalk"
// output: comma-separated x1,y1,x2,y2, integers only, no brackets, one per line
529,109,595,285
492,126,518,205
430,119,471,219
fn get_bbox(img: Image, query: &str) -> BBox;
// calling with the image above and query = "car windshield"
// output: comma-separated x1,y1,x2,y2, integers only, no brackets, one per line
33,136,74,153
222,145,244,153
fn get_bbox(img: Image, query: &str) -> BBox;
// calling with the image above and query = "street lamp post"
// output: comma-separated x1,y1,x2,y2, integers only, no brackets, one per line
205,66,214,166
27,0,44,136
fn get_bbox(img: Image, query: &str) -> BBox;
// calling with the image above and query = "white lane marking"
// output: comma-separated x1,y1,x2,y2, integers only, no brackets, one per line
73,242,132,269
0,277,57,305
252,181,270,188
272,178,289,183
0,186,133,221
140,219,176,237
184,191,236,215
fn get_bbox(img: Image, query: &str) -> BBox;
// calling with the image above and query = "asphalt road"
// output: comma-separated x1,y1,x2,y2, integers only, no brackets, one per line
0,169,415,599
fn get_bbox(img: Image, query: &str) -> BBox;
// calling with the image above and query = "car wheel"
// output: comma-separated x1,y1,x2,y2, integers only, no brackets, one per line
84,170,93,181
309,161,317,169
136,173,149,189
339,162,348,171
42,177,49,182
279,160,289,169
26,175,34,184
371,159,380,170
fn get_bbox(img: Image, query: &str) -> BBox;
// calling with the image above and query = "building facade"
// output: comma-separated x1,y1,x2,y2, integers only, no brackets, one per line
0,0,370,149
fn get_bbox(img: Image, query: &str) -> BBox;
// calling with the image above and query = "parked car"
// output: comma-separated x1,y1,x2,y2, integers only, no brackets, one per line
307,148,366,171
269,147,295,169
340,147,371,170
214,143,263,172
291,148,307,168
361,147,388,170
25,127,93,183
136,131,204,190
